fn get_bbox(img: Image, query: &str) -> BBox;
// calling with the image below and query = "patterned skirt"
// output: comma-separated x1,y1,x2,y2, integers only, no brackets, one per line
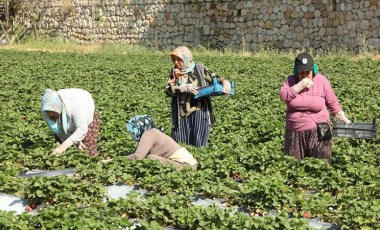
81,110,100,156
284,128,332,164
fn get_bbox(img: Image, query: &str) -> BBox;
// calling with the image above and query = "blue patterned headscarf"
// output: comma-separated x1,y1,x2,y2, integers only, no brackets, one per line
126,115,156,141
41,89,68,134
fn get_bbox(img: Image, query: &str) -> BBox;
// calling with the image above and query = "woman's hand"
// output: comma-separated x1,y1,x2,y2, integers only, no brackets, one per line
78,141,87,151
188,84,198,95
179,84,198,95
52,142,70,156
335,111,351,124
293,78,313,93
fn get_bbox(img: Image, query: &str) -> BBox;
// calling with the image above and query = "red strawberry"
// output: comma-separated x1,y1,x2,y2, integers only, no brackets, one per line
25,205,33,212
303,211,311,219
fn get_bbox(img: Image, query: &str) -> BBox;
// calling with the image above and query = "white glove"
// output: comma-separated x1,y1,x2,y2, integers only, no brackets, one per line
222,80,231,94
335,111,351,124
179,84,198,95
293,78,313,93
52,142,70,156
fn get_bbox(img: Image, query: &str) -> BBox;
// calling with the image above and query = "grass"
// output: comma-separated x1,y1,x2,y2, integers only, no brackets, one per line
1,36,379,61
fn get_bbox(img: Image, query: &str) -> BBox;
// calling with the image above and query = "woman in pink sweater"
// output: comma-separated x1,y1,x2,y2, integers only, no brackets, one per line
279,53,351,163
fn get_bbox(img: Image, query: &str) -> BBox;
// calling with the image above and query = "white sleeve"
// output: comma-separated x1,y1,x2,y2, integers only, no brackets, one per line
63,109,89,147
59,88,94,147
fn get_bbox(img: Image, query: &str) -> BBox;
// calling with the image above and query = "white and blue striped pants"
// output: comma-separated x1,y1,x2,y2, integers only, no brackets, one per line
171,106,211,148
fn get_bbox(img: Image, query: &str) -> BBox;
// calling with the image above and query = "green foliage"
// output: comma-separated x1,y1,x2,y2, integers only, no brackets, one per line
24,176,105,206
19,203,134,229
0,48,379,228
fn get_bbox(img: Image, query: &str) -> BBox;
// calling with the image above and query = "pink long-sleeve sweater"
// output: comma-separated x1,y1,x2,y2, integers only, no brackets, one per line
279,74,343,131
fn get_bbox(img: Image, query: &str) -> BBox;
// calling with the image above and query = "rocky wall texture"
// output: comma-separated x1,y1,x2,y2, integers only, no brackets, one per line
26,0,380,52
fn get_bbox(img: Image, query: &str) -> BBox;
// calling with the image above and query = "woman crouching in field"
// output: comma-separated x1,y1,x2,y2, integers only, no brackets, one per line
41,88,100,156
125,115,197,170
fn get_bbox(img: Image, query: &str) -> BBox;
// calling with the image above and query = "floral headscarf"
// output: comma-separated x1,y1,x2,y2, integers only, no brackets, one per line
170,46,196,78
126,115,156,141
41,89,68,134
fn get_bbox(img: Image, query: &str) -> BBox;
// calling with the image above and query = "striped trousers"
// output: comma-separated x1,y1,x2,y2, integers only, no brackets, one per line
171,106,211,148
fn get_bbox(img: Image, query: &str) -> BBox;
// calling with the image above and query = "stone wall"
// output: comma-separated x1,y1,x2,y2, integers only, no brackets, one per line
25,0,380,52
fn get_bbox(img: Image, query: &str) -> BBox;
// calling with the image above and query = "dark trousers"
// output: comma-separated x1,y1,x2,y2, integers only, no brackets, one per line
171,106,210,148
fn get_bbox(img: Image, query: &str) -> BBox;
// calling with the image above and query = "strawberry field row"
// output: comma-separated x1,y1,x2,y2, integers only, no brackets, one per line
0,49,379,229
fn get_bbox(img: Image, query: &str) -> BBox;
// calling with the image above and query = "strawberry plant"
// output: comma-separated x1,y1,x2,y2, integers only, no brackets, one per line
24,176,105,206
0,49,379,228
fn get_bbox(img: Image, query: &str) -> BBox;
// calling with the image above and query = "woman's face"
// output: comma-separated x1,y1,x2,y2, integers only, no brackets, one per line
297,70,313,80
46,111,59,121
171,55,184,69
